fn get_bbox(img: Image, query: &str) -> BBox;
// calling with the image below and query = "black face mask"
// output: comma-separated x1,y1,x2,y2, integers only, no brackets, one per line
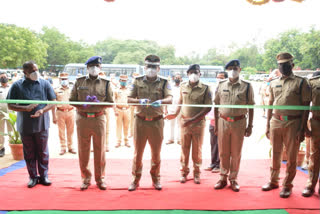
0,77,8,84
279,62,292,76
174,79,181,84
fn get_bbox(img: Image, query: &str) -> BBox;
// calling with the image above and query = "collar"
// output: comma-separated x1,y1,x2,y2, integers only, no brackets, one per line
280,73,295,80
187,81,203,88
22,76,40,84
143,75,160,82
85,75,101,81
227,77,241,85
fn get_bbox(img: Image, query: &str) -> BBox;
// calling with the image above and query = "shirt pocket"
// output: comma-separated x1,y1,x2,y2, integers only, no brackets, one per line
56,91,64,100
273,87,282,98
221,90,230,103
77,87,90,101
137,85,148,99
236,92,247,105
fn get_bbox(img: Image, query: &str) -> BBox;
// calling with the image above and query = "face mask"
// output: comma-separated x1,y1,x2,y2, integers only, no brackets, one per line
279,62,292,76
0,77,8,84
188,73,199,83
174,79,181,84
29,71,39,81
120,81,127,87
267,82,270,86
88,66,100,76
227,70,239,79
145,68,158,78
61,80,68,87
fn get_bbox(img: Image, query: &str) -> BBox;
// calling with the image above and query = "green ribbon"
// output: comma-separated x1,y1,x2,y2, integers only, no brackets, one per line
0,99,319,110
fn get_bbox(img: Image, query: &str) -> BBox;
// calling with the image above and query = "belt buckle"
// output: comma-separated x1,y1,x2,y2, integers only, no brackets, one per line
280,116,288,121
227,117,234,122
87,113,95,118
145,116,153,121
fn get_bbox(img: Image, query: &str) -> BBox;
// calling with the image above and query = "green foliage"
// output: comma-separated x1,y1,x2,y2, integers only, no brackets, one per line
0,111,22,144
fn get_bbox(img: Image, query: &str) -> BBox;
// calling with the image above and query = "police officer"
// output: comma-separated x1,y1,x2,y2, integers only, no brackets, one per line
262,52,311,198
302,71,320,197
52,72,76,155
70,56,114,191
214,60,255,192
114,75,131,148
127,55,172,191
166,64,212,184
7,61,56,188
0,71,12,157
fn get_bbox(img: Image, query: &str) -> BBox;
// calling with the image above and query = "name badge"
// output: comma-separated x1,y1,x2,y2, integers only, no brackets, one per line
317,87,320,90
276,85,282,88
223,89,229,92
78,86,89,90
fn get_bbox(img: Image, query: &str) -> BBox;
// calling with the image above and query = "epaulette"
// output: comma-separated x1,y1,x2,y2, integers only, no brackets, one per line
135,75,144,80
270,77,280,82
76,76,86,80
294,75,304,79
218,79,227,84
241,79,251,84
309,75,320,81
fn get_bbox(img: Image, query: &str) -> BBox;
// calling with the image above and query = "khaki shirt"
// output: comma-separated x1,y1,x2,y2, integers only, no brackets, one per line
214,78,255,116
128,75,172,118
114,87,130,108
269,74,311,116
180,81,212,118
309,75,320,117
0,85,10,112
54,86,72,109
70,75,114,112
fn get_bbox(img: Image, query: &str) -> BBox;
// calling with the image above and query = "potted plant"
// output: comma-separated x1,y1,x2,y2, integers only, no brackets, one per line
0,111,23,160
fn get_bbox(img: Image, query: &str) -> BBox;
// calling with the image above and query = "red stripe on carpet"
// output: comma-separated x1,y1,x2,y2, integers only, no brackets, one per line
0,159,319,211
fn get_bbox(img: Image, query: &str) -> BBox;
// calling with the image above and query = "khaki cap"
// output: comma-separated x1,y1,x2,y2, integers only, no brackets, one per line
276,52,294,64
119,75,128,80
59,72,69,78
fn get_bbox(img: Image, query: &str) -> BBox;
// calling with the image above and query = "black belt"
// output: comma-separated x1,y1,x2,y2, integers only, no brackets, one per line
136,115,163,121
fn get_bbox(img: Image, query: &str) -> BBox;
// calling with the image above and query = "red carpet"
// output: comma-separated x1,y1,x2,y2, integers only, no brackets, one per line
0,159,319,211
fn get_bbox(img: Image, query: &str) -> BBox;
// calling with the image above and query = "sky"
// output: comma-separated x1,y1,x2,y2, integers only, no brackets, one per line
0,0,319,56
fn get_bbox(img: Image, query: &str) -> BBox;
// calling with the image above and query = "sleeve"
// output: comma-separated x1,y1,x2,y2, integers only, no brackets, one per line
268,84,274,103
247,84,255,105
46,82,56,100
213,85,220,105
69,81,78,101
204,86,213,105
163,80,173,98
301,79,312,103
128,80,138,98
6,83,19,100
106,83,114,103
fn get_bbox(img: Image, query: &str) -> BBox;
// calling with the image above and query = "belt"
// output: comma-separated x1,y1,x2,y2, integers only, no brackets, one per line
78,111,104,118
273,114,301,121
312,115,320,121
116,106,130,110
136,114,163,122
220,114,246,122
57,107,73,112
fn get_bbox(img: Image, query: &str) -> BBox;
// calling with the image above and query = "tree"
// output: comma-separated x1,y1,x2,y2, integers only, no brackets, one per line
0,24,47,68
300,27,320,70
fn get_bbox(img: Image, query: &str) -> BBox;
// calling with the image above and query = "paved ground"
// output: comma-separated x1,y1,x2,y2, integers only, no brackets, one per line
0,81,271,168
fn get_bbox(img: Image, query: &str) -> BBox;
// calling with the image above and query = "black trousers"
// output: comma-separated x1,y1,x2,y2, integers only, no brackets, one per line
209,125,220,168
20,130,49,179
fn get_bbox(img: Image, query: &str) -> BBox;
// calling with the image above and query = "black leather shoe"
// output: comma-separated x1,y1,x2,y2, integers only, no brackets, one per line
180,176,187,183
68,149,77,154
302,187,314,197
262,182,279,191
0,148,5,157
280,187,292,198
39,177,52,186
153,182,162,190
97,182,107,190
194,176,201,184
27,178,38,188
128,182,139,191
230,181,240,192
80,183,90,191
214,180,227,190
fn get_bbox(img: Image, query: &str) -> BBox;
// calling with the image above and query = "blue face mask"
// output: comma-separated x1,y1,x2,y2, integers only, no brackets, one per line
120,81,127,87
267,82,270,86
61,80,68,86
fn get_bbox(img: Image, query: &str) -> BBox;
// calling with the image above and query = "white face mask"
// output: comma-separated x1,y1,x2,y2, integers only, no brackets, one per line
29,71,40,81
227,70,240,79
145,68,158,78
61,80,68,87
188,73,199,83
88,66,100,76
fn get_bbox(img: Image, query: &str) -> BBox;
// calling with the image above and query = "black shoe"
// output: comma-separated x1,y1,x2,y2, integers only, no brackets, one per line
27,178,38,188
39,177,52,186
302,187,315,197
128,182,139,191
80,182,91,191
0,148,5,157
230,181,240,192
214,180,227,190
262,182,279,191
153,182,162,190
280,187,292,198
97,182,107,190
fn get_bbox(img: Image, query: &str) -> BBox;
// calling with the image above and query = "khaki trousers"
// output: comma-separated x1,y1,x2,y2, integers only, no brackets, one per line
0,113,12,149
180,120,205,177
131,116,164,184
56,110,74,150
306,118,320,189
116,108,130,144
105,109,109,149
218,118,246,181
270,118,301,189
129,106,135,137
76,112,106,183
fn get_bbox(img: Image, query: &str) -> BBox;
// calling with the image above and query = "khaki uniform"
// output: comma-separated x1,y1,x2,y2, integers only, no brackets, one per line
114,87,130,145
180,81,212,177
128,75,172,184
0,85,12,150
54,86,74,150
70,75,113,184
306,76,320,190
268,74,311,188
129,106,135,137
104,109,110,150
214,78,255,181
